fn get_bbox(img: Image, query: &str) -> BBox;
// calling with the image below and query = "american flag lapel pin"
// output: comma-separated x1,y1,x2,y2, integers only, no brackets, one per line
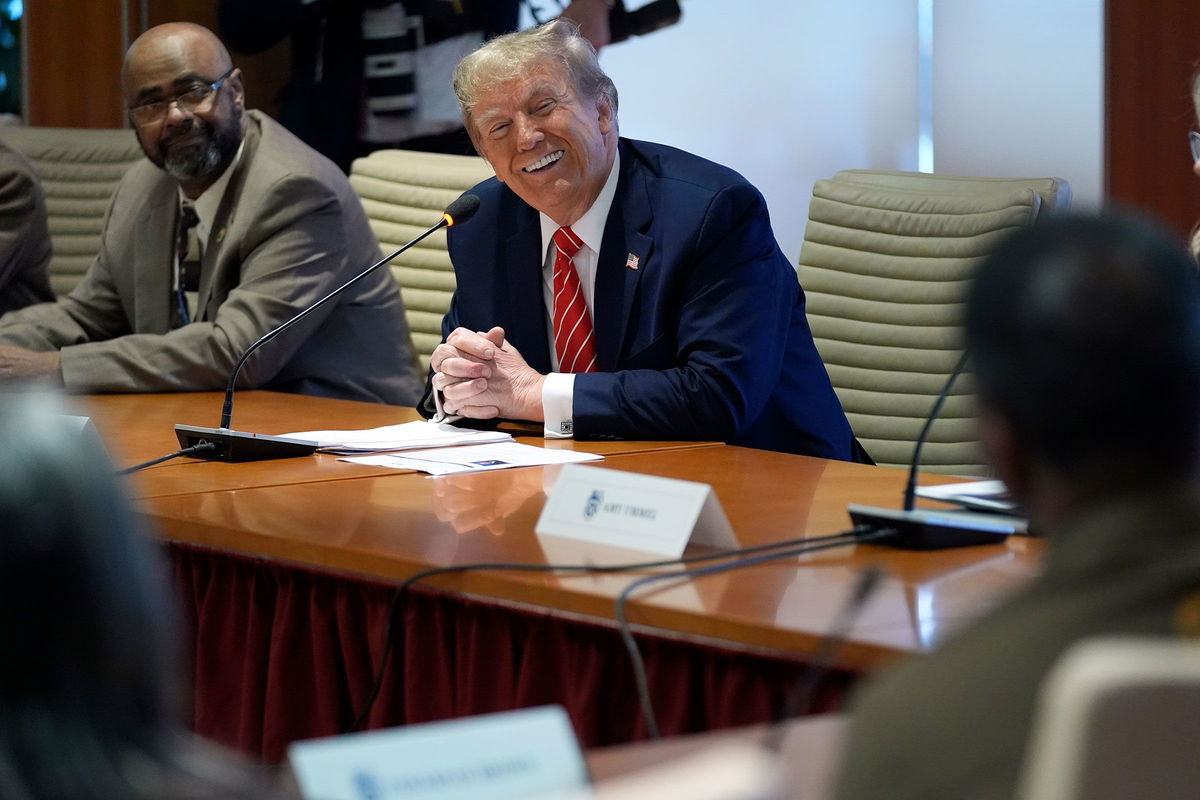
625,252,640,270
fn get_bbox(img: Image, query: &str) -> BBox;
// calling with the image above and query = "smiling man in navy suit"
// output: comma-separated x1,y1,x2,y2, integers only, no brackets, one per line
424,20,863,460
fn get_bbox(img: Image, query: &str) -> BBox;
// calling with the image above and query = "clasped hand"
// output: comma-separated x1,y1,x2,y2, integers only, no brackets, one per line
430,327,545,421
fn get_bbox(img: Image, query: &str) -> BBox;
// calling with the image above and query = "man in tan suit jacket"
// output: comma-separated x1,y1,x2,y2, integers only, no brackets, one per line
0,23,420,405
0,139,54,317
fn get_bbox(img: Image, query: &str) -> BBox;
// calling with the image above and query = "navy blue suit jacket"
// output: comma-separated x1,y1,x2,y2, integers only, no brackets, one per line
429,138,861,461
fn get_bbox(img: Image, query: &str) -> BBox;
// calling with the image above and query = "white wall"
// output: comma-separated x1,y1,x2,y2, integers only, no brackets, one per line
598,0,920,263
932,0,1104,209
547,0,1104,263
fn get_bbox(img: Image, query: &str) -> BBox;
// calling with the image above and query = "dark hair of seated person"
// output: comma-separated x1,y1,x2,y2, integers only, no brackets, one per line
965,213,1200,490
0,392,279,800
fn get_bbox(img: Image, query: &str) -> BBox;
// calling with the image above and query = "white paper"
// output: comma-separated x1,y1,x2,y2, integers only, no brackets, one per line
281,420,511,454
341,441,602,475
915,479,1016,512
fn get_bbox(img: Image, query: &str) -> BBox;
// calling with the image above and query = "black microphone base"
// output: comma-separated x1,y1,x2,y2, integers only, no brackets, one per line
848,504,1022,550
174,424,318,462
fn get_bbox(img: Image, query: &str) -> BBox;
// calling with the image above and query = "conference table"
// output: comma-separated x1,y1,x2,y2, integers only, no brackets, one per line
80,390,1042,764
587,715,846,800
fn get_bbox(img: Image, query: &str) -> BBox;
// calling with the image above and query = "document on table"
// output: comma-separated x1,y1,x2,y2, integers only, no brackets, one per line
341,441,603,476
915,479,1017,513
279,420,512,454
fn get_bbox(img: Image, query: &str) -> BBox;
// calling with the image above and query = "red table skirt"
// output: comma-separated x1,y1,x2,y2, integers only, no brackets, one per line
168,542,858,764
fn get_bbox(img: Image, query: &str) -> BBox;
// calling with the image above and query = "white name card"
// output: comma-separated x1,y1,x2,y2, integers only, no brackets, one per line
288,705,588,800
59,413,110,459
535,464,737,558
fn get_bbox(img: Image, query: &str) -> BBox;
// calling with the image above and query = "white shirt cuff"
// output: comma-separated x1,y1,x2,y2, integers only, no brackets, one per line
542,372,576,438
430,387,461,425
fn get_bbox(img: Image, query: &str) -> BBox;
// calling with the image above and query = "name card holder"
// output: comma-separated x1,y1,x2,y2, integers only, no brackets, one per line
536,464,737,558
288,705,588,800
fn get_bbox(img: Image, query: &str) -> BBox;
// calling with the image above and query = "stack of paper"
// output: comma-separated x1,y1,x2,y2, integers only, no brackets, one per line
343,442,603,476
280,420,512,455
915,479,1017,513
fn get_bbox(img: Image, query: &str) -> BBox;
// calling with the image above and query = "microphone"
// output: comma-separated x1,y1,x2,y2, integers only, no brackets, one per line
846,350,1023,549
174,193,481,462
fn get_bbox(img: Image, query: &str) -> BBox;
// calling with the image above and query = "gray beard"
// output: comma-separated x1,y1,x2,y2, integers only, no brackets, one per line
157,104,243,185
162,137,223,183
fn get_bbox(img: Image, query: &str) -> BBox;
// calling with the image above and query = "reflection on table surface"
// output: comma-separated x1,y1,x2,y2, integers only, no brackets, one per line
141,441,1041,671
81,391,719,499
587,714,847,800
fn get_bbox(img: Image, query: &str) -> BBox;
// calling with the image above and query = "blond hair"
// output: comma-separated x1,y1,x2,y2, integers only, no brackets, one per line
453,19,618,143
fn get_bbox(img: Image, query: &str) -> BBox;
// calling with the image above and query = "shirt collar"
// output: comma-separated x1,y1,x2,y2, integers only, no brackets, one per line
181,138,246,237
538,149,621,256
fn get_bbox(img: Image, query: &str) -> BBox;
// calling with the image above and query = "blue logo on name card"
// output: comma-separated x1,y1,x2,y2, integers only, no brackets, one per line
584,489,603,519
352,770,383,800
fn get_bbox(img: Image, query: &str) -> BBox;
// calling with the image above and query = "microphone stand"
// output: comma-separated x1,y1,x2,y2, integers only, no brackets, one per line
847,350,1024,549
175,195,479,462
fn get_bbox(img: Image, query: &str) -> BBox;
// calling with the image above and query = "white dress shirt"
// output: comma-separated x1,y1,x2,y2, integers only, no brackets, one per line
539,151,620,438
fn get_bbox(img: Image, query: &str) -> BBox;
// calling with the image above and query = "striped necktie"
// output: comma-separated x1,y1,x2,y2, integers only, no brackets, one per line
552,226,598,373
174,202,200,327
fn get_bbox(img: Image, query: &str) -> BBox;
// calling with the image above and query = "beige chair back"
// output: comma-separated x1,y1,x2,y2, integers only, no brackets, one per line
798,172,1068,474
350,149,494,371
834,169,1072,215
0,126,144,296
1019,637,1200,800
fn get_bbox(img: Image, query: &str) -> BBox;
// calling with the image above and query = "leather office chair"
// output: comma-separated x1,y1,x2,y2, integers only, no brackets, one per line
0,126,143,295
1018,637,1200,800
833,169,1072,215
797,171,1070,475
349,148,494,371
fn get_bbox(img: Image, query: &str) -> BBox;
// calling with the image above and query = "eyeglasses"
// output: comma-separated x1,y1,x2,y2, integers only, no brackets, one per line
128,69,234,127
1189,130,1200,163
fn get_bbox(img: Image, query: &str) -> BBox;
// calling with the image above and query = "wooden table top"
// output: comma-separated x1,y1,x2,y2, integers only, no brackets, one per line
587,714,846,800
138,440,1042,671
81,392,719,499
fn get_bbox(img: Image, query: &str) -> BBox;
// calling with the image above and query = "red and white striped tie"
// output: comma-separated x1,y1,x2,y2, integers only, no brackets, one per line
552,226,598,373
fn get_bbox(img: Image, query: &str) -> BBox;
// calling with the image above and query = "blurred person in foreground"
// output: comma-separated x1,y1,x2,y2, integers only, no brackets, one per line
0,392,276,799
423,20,864,460
834,214,1200,799
0,23,419,404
